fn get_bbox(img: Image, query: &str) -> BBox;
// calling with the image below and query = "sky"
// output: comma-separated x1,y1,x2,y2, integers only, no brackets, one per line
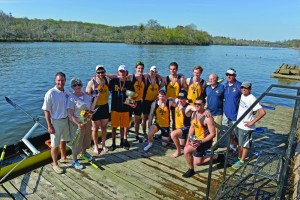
0,0,299,42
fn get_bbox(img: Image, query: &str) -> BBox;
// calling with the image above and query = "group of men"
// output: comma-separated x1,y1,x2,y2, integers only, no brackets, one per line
42,62,265,177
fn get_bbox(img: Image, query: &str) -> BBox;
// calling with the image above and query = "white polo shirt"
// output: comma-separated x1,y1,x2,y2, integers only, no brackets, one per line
42,86,69,119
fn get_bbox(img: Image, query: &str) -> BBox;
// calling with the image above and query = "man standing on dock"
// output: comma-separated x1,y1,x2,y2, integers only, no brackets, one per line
42,72,70,174
223,68,242,153
232,81,266,169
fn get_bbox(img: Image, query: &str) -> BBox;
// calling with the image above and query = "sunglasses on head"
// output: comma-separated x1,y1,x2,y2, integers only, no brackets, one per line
226,73,234,76
97,71,105,74
72,84,82,87
136,61,144,66
195,103,204,106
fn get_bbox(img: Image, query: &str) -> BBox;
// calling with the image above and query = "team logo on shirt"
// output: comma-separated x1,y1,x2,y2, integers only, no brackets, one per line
233,88,237,93
216,90,219,94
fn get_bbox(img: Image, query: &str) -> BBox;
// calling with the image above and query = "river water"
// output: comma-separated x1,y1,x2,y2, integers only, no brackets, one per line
1,42,300,146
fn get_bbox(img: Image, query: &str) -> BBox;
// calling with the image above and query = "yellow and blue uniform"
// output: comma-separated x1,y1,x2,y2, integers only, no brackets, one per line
92,78,110,120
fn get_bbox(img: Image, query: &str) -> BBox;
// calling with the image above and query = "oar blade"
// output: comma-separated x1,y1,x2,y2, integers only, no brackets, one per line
5,96,17,109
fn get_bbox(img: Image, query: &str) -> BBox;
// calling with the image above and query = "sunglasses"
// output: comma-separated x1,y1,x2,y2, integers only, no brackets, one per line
226,73,234,76
119,70,125,73
241,86,250,89
195,103,204,106
97,71,105,74
72,84,82,87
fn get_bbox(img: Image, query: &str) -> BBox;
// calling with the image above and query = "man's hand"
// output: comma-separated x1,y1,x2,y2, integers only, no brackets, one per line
48,125,55,134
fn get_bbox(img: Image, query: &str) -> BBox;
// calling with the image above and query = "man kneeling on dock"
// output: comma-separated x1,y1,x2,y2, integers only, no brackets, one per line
182,97,224,178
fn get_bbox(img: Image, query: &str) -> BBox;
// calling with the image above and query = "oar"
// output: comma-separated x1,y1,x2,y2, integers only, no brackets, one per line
5,96,48,130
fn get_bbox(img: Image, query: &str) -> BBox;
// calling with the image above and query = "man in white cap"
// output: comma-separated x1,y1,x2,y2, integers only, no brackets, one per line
86,65,111,154
141,65,163,139
232,81,265,169
223,68,242,154
109,65,134,150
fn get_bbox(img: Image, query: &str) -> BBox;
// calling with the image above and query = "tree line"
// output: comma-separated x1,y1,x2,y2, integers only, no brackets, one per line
0,10,299,48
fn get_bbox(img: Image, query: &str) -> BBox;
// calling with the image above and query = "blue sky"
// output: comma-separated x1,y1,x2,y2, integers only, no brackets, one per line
1,0,299,42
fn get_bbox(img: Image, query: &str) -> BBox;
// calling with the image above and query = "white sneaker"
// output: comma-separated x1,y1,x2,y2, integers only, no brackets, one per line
144,143,153,151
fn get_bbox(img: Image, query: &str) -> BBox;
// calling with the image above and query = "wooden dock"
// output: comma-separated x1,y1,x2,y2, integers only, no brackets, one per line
0,105,297,199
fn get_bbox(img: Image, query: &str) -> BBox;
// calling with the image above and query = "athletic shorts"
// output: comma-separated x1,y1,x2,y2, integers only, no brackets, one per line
153,123,170,137
92,103,110,121
193,140,212,157
142,100,154,115
236,128,253,148
111,111,130,128
129,100,142,116
178,126,190,139
51,118,70,148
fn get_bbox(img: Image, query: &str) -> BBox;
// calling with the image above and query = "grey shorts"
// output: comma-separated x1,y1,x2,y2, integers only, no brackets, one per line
51,118,70,148
236,128,253,148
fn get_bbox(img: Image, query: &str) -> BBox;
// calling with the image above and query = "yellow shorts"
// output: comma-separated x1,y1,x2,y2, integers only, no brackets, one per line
111,111,130,128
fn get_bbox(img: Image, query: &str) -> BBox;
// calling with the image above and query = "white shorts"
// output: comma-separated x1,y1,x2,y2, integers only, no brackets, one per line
51,118,70,148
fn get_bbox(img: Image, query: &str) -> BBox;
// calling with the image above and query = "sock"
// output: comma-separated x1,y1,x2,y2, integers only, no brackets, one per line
238,157,241,161
112,138,116,145
240,160,244,163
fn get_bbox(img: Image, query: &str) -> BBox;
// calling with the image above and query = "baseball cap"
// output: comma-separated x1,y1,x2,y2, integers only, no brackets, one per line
118,65,126,71
226,68,236,75
150,66,157,72
95,65,104,71
241,81,252,88
70,77,83,87
177,90,188,99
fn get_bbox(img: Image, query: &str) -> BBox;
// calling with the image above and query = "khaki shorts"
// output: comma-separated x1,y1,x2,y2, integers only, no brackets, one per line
51,118,70,148
213,115,222,144
111,111,130,128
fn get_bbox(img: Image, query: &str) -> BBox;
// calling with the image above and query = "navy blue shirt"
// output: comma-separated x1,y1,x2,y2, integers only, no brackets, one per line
206,83,225,116
224,80,242,121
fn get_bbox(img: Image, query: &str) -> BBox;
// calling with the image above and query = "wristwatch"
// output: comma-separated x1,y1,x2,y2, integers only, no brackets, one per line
199,140,203,145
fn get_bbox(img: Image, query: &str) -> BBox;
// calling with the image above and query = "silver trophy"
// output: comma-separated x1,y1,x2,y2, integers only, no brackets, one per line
124,90,138,106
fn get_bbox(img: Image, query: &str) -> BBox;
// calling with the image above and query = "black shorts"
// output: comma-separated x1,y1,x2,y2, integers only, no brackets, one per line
178,126,190,139
193,140,212,157
129,100,142,116
92,103,109,121
142,100,154,115
153,123,170,137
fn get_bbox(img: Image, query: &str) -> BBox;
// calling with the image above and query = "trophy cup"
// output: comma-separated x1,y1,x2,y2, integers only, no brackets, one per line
124,90,138,106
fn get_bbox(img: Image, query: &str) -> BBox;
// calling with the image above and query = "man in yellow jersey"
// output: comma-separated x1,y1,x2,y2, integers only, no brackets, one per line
142,66,162,139
144,90,172,151
161,62,187,131
86,65,110,154
182,96,224,178
128,61,146,143
186,65,206,105
169,90,194,158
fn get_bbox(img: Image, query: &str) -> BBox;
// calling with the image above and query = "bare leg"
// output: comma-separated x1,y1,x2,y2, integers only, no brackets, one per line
142,114,148,134
184,145,196,169
241,147,249,161
51,147,59,166
170,129,183,158
92,120,100,154
60,141,67,160
100,119,109,152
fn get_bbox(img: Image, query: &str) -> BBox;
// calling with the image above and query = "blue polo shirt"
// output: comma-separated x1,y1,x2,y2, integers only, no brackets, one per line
224,80,242,121
205,83,224,116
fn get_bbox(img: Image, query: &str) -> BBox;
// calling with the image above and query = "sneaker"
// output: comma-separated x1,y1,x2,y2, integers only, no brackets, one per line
72,160,84,170
143,143,153,151
232,160,244,170
111,144,117,151
120,140,124,148
82,152,93,161
143,136,148,143
182,168,195,178
135,135,143,143
53,165,63,174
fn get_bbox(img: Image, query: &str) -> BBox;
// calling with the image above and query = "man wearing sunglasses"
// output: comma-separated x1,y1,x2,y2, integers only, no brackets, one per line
223,68,242,154
182,96,224,178
86,65,111,154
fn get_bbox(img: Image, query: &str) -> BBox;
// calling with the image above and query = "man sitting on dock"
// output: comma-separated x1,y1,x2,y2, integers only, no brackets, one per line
182,96,224,178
